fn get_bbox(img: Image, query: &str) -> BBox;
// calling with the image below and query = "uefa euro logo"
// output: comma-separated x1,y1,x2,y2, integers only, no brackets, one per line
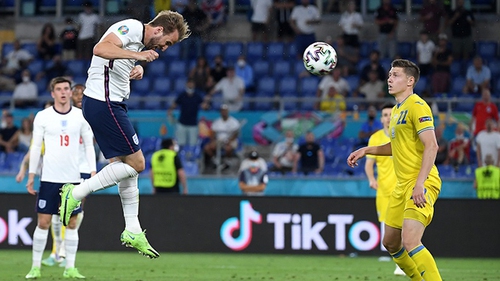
220,200,262,251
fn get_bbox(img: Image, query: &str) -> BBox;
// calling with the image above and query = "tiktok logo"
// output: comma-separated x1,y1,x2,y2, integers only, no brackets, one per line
220,200,262,251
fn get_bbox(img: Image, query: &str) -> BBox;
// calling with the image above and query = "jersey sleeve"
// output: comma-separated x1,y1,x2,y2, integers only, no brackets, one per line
411,100,435,134
81,120,96,172
28,113,44,174
109,19,143,48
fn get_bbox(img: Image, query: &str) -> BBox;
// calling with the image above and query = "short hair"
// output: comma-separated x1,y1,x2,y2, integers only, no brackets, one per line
161,138,174,149
381,102,395,111
49,77,72,92
72,83,85,90
148,10,191,42
391,59,420,87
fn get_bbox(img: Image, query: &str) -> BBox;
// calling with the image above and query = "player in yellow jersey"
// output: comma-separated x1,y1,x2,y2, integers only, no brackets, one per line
348,59,442,281
364,102,405,276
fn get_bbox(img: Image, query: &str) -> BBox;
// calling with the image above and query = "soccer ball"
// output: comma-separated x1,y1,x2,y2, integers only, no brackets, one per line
303,42,337,76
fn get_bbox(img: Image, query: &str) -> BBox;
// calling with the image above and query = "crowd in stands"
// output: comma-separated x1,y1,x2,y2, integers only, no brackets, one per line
0,0,499,187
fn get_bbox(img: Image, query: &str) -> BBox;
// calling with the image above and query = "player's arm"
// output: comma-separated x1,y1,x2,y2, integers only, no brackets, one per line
178,168,188,195
81,124,97,176
347,142,392,168
15,150,30,183
93,32,158,62
28,118,44,195
414,129,439,208
364,158,378,190
316,148,324,173
476,142,483,167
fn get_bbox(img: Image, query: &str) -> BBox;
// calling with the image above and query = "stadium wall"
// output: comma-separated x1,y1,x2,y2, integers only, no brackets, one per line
1,195,498,257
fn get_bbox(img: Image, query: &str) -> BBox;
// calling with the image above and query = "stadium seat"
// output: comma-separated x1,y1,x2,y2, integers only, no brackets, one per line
300,76,319,96
414,76,428,94
345,75,360,94
476,41,498,60
152,77,172,93
5,152,25,172
126,97,142,110
359,41,374,58
252,60,270,79
266,42,285,61
22,43,37,58
131,77,151,95
356,58,370,74
147,60,166,77
450,60,463,77
183,160,199,176
204,42,223,61
66,60,87,76
72,75,86,86
254,101,273,111
293,60,306,77
246,42,265,61
27,60,45,76
224,42,244,62
451,76,466,96
173,77,188,93
140,137,161,154
1,42,14,58
285,42,298,59
168,60,187,78
271,60,291,78
281,91,298,110
278,76,298,95
256,76,276,95
162,43,181,61
380,58,392,72
35,77,48,92
397,42,414,58
488,59,500,78
143,96,165,110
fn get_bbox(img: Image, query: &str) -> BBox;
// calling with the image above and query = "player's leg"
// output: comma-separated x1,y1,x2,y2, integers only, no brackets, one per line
62,211,85,278
42,215,64,266
26,213,51,278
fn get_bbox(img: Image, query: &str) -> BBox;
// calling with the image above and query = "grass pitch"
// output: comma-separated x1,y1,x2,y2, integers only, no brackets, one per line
2,250,499,280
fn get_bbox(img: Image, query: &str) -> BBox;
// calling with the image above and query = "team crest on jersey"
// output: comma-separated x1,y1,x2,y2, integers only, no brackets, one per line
132,134,139,145
419,116,432,123
118,25,129,35
38,199,46,209
61,120,67,128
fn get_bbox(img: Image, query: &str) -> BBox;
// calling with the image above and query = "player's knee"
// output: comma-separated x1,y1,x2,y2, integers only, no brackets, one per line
382,237,401,253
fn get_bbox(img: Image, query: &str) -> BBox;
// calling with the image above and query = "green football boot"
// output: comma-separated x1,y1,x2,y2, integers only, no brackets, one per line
120,230,160,259
25,266,41,279
59,183,81,226
63,267,85,279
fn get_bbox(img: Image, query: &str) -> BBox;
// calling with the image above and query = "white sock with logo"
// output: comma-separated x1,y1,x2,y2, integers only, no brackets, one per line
72,161,139,200
119,175,142,234
64,228,79,269
32,227,49,268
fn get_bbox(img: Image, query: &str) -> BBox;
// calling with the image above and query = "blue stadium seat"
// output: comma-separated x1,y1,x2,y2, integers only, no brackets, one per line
204,42,223,61
224,42,244,62
66,60,87,76
35,77,48,92
488,59,500,78
168,60,187,78
256,76,276,95
281,91,297,110
300,76,319,95
285,43,298,59
173,77,188,93
246,42,265,61
266,42,285,61
72,75,86,86
278,76,298,95
272,60,291,78
359,42,374,58
254,101,273,111
143,96,165,110
252,60,270,79
495,79,500,96
414,76,428,94
451,76,466,96
5,152,25,172
380,58,392,72
397,42,414,58
163,43,181,61
147,60,166,77
356,58,370,73
183,160,199,176
27,60,45,76
476,41,498,60
293,60,306,77
140,137,161,154
152,77,172,93
345,75,360,94
450,60,463,77
131,77,151,95
1,42,14,58
22,43,37,58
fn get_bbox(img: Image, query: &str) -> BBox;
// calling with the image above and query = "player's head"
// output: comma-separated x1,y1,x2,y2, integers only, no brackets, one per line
380,102,394,129
305,131,315,143
71,84,85,108
146,10,190,51
388,59,420,95
50,77,73,106
161,138,175,150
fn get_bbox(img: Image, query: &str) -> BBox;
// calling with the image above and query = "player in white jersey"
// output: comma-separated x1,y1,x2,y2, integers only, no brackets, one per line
25,77,96,279
59,10,190,259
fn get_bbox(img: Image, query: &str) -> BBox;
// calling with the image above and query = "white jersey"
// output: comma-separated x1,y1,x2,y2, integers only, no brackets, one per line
78,127,94,174
85,19,145,102
29,106,96,183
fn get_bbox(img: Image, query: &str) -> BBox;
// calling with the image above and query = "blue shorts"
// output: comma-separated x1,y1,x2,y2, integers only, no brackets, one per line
36,181,82,215
82,95,141,159
80,173,91,180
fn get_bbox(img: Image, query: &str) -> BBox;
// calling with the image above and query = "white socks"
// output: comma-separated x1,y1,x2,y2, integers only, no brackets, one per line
51,215,62,258
72,161,139,200
64,228,79,269
58,212,84,259
119,175,142,234
32,227,49,267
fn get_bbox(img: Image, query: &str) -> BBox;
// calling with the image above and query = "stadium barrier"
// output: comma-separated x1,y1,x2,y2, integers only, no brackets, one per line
1,194,498,257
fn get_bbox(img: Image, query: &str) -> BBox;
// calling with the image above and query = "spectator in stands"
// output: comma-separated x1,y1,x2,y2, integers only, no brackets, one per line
357,105,383,147
360,50,386,86
270,130,298,174
435,125,449,165
36,55,69,86
239,151,268,196
0,74,15,91
203,104,240,167
209,55,227,85
463,56,491,95
0,111,19,153
293,131,324,175
150,138,188,194
208,66,245,112
416,30,436,77
201,0,226,29
182,0,210,60
273,0,295,43
338,0,363,49
335,35,359,76
250,0,273,42
60,17,79,61
448,124,470,170
235,55,254,92
77,1,101,60
356,70,385,104
475,119,500,167
319,85,346,114
1,39,33,77
36,23,57,60
240,149,267,172
316,68,350,107
419,0,446,44
471,89,499,137
473,154,500,199
374,0,398,59
189,57,212,93
447,0,474,60
168,79,209,147
12,69,38,108
12,117,33,153
289,0,321,58
431,33,453,94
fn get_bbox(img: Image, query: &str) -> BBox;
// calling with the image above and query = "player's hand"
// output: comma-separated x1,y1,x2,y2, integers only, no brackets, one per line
412,185,427,208
15,172,25,183
136,50,159,62
347,148,366,168
369,180,378,190
26,178,36,195
130,65,144,80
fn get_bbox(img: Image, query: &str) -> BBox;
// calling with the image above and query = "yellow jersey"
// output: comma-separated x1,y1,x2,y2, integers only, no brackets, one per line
367,129,397,197
389,94,440,187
